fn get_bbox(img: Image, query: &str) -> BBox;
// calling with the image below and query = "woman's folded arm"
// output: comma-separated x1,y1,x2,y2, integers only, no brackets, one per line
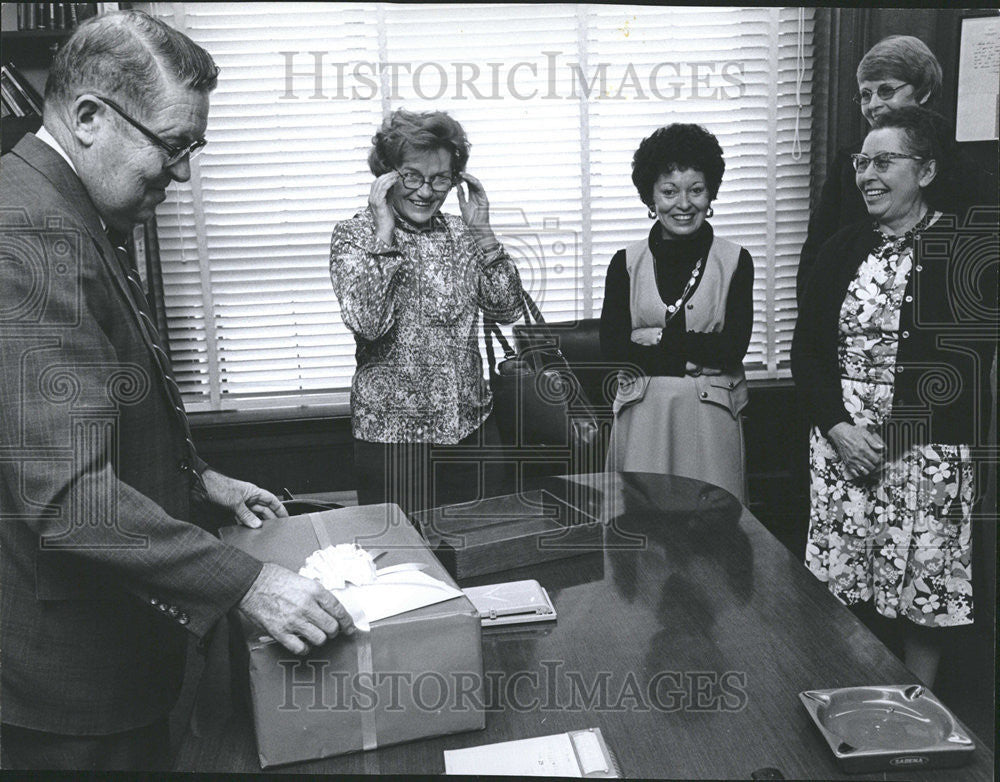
659,248,755,370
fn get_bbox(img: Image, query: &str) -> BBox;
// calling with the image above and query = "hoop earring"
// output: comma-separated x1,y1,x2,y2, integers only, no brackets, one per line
706,206,714,218
648,208,657,219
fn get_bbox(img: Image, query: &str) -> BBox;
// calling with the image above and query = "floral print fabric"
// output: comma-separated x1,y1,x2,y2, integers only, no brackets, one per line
805,219,974,627
330,207,522,444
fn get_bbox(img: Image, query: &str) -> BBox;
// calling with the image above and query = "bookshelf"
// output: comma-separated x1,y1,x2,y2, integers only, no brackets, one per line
1,34,59,152
2,114,43,149
1,29,67,151
2,5,79,78
2,28,73,40
1,4,107,151
2,30,68,93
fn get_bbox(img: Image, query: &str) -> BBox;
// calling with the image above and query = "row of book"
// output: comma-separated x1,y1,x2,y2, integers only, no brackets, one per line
12,3,98,31
1,62,43,118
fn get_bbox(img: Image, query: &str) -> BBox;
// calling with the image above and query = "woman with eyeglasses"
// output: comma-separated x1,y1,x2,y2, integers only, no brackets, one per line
791,106,997,688
330,109,522,512
796,35,944,302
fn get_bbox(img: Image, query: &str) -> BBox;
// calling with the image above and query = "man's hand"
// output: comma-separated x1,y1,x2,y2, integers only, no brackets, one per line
826,422,885,479
238,563,356,655
201,468,288,528
630,327,662,346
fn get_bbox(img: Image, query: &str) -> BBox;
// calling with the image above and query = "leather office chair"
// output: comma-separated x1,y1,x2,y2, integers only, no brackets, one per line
512,317,617,418
511,317,616,476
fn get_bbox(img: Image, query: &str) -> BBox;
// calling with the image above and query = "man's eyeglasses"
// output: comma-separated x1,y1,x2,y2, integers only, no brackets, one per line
852,83,910,105
396,169,455,193
850,152,926,173
97,95,207,167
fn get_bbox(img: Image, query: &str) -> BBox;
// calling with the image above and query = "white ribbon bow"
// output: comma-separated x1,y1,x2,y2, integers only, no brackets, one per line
298,543,461,630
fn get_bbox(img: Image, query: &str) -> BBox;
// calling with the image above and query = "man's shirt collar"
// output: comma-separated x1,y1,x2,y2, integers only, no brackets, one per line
36,124,111,231
35,125,78,175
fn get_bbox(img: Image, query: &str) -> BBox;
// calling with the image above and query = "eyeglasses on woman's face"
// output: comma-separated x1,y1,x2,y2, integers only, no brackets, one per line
396,169,455,193
853,82,911,105
850,152,925,174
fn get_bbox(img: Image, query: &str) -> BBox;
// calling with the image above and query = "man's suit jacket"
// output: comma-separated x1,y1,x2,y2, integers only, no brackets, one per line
0,134,262,734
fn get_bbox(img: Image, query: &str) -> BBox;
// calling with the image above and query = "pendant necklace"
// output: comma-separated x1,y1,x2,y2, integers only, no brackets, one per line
663,256,704,324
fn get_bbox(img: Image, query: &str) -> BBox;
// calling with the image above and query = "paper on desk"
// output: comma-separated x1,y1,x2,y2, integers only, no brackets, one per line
332,569,463,629
444,729,617,777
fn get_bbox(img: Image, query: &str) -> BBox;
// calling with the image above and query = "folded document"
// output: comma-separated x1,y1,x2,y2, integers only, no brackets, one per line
444,727,620,777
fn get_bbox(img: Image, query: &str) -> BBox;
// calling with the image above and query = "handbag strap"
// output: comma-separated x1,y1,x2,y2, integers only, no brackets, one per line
521,288,544,324
483,287,541,373
482,314,516,374
484,288,541,330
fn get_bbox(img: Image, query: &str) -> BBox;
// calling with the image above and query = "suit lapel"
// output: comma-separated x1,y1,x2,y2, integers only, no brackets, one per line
11,133,174,390
11,132,107,245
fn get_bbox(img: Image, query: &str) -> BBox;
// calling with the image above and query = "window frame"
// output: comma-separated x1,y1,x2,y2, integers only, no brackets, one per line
148,3,815,414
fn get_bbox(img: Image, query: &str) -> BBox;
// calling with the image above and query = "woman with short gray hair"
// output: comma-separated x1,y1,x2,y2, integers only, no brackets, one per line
330,109,522,512
856,34,943,109
792,106,996,688
797,35,945,300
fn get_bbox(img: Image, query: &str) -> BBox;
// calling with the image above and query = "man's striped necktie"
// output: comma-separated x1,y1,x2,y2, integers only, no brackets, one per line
107,231,202,484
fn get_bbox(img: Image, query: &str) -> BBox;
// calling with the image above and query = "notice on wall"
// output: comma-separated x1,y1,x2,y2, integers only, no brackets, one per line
956,15,1000,142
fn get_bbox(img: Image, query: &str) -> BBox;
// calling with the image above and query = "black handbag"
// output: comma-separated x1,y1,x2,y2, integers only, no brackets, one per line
483,291,600,457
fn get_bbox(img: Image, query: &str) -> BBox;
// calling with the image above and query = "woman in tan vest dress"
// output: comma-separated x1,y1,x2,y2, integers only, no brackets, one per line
600,124,754,503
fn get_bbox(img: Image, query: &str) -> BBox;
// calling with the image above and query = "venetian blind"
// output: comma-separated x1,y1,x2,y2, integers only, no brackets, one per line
150,3,814,411
584,5,814,375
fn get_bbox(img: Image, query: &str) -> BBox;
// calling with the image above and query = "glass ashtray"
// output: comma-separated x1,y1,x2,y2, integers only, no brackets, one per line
799,684,975,773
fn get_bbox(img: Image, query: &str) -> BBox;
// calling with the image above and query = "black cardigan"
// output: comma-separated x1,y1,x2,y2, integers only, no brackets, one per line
796,145,868,304
791,215,998,450
796,131,997,305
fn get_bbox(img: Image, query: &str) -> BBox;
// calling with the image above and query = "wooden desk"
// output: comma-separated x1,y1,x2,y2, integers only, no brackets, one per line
175,472,994,780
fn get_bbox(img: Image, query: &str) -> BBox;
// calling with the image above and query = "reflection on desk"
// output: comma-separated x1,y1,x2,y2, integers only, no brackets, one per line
176,472,993,780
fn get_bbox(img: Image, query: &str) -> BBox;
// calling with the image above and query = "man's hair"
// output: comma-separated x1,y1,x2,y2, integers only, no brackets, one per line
368,109,471,177
45,9,218,115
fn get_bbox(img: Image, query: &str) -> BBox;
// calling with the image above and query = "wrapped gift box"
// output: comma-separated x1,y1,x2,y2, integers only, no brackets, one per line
220,503,484,768
412,488,604,579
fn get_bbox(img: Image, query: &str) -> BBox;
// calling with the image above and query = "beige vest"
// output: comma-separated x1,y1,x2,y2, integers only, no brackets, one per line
615,233,749,417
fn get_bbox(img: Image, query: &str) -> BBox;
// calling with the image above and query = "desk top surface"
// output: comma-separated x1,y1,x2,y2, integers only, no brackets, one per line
176,472,994,780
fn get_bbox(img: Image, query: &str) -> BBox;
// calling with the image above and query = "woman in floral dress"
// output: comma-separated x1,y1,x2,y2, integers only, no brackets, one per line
792,106,996,687
330,109,522,512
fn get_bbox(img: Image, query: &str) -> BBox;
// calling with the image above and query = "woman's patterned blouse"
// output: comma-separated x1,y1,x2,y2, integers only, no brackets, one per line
330,207,522,443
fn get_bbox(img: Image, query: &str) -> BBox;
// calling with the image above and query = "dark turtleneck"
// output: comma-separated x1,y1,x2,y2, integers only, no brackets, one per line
599,220,754,377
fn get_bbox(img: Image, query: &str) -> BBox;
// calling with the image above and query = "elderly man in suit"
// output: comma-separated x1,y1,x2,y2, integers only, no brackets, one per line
0,10,354,770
